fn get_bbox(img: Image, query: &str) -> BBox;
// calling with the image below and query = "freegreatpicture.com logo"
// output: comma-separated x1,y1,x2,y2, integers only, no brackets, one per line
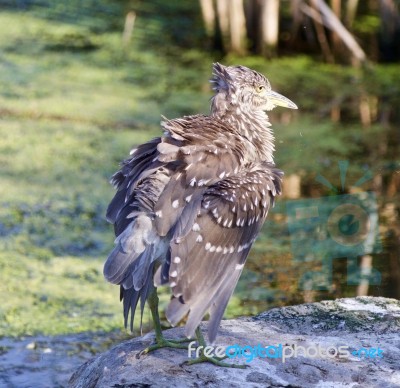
286,161,382,290
188,342,384,363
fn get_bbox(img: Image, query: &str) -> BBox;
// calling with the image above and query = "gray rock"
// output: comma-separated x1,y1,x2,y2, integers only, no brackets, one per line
69,297,400,388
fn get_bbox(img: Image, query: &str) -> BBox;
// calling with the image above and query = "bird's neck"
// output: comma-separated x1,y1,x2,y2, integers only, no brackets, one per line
211,102,275,163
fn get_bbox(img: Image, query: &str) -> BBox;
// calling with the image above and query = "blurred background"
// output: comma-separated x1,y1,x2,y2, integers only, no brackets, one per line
0,0,399,384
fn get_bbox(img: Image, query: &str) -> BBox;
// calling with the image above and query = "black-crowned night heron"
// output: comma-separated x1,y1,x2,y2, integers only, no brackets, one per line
104,63,297,366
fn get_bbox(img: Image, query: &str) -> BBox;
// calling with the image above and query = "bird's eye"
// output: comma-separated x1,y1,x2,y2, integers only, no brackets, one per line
255,85,265,93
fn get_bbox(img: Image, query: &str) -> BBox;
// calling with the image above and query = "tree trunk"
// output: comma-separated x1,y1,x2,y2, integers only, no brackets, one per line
199,0,216,37
229,0,247,54
330,0,342,55
122,11,136,46
260,0,280,57
307,0,335,62
289,0,305,47
345,0,359,27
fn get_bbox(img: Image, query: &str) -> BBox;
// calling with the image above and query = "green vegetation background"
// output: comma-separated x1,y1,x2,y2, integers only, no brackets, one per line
0,2,398,337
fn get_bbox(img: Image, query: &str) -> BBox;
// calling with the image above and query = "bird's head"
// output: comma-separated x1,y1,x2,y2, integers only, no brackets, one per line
210,63,297,115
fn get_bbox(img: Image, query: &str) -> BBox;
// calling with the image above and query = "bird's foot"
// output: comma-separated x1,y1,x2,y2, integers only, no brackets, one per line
185,351,248,369
137,337,192,358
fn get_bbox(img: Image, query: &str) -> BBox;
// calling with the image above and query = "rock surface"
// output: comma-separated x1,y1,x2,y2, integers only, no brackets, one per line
69,297,400,388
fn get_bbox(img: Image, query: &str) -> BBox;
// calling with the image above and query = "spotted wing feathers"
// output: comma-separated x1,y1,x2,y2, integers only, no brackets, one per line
157,163,283,342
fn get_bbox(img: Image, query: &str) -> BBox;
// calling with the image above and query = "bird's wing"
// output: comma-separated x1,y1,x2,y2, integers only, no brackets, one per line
106,115,247,237
104,114,239,281
104,137,166,330
106,136,163,235
155,162,283,342
152,115,248,237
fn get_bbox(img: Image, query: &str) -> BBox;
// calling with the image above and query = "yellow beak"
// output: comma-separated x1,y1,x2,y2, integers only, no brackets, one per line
267,90,298,109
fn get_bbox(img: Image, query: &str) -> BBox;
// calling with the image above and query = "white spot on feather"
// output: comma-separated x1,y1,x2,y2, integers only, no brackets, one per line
170,281,177,287
205,242,211,250
170,270,178,277
235,263,244,270
173,256,181,264
172,200,179,209
198,179,210,186
192,223,200,232
196,235,203,243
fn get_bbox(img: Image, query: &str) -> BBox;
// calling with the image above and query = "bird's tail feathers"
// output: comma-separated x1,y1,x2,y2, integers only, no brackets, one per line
120,261,155,332
104,215,156,285
104,214,160,332
166,296,190,327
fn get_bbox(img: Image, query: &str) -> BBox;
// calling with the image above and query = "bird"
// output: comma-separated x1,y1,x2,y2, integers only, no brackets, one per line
103,63,297,365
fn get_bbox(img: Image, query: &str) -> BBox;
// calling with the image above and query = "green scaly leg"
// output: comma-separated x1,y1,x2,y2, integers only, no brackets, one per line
138,287,192,357
186,327,248,369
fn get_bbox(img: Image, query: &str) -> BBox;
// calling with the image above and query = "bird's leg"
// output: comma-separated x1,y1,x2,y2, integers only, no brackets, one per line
138,287,191,357
185,327,247,369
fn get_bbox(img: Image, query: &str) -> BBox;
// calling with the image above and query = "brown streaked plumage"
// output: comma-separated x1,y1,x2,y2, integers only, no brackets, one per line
104,63,297,344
